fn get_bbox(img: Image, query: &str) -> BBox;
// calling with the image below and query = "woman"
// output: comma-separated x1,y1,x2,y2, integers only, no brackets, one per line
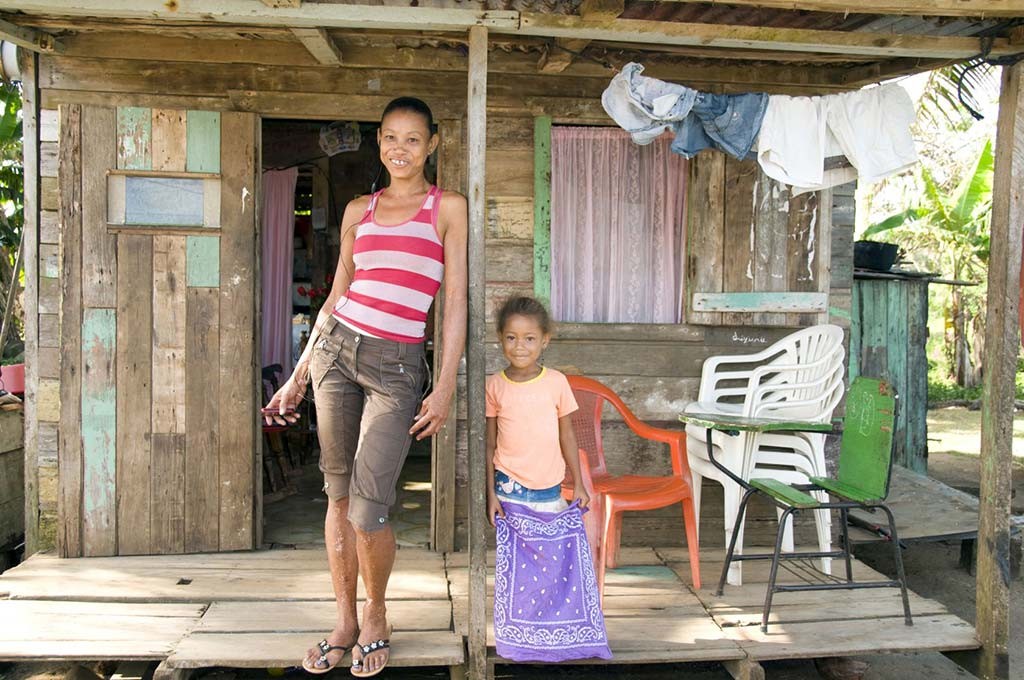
265,97,467,677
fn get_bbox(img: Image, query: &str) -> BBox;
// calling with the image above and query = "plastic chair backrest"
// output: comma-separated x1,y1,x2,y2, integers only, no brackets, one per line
567,376,610,478
745,326,845,421
836,377,897,501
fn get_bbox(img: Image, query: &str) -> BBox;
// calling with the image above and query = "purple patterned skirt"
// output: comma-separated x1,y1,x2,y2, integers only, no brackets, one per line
494,500,612,662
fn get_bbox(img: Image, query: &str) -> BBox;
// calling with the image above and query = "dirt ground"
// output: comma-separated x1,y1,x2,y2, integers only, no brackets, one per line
2,409,1020,680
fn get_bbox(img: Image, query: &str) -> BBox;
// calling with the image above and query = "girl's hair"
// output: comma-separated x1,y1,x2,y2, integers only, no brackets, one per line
381,96,434,132
496,296,552,335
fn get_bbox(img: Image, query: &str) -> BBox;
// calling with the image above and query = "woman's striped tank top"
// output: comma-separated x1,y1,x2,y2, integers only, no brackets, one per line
332,185,444,343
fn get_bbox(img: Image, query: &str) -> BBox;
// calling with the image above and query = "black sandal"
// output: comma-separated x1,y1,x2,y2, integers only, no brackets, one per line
350,625,393,678
303,638,353,674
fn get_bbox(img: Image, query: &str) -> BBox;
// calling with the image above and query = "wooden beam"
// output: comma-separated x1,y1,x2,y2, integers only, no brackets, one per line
515,13,1022,59
839,57,958,87
7,1,1022,59
0,1,520,32
975,59,1023,680
538,0,623,73
466,23,489,680
290,28,342,65
0,17,62,53
633,0,1024,18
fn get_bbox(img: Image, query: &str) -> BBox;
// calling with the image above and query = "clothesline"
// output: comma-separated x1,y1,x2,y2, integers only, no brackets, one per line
602,62,918,196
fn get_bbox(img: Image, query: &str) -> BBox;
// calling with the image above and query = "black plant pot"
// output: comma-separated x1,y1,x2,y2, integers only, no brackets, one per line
854,241,899,271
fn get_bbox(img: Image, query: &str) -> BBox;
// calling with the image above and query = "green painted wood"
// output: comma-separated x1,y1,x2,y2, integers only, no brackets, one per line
186,235,220,287
533,115,551,307
691,291,827,313
186,111,221,174
116,107,151,170
678,412,833,435
850,278,930,474
810,476,884,504
750,478,819,509
80,308,117,555
834,377,896,501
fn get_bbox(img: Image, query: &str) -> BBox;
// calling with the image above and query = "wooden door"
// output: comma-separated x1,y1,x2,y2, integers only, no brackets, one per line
57,105,259,556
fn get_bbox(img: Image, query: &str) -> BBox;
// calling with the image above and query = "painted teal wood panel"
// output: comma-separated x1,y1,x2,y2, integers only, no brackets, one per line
187,235,220,287
186,111,221,174
81,308,117,555
116,107,151,170
850,277,930,473
533,116,551,307
691,291,827,313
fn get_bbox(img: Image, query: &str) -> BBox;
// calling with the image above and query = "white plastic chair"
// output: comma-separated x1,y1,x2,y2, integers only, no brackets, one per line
684,325,846,585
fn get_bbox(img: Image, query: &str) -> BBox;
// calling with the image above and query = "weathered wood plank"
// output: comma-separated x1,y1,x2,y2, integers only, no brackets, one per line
195,600,452,633
39,210,59,244
786,190,821,326
38,313,58,348
722,156,757,326
184,287,220,553
116,106,151,170
692,292,828,313
82,105,117,308
116,234,153,556
37,347,59,379
151,235,186,434
217,111,257,552
974,59,1024,680
151,433,185,555
532,115,550,305
39,141,57,178
40,108,58,142
486,197,532,241
485,240,531,284
41,176,57,211
185,110,220,174
465,25,489,680
753,173,789,325
686,152,724,325
641,0,1024,18
57,103,82,558
80,308,117,557
185,236,220,287
39,243,58,279
151,109,186,173
166,631,464,670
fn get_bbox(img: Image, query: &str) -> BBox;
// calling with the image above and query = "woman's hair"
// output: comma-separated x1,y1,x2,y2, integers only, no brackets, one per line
496,296,552,335
381,96,434,132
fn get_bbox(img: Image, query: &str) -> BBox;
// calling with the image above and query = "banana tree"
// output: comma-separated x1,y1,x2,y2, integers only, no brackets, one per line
864,139,993,387
0,82,22,362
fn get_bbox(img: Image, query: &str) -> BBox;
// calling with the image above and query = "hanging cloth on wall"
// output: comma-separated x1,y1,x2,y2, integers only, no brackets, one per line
260,167,299,377
600,63,919,192
494,501,612,663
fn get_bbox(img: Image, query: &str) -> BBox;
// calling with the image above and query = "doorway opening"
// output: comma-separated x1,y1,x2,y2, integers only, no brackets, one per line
258,117,437,550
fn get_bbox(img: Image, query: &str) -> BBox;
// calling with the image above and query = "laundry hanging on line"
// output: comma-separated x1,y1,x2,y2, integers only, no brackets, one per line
601,62,918,194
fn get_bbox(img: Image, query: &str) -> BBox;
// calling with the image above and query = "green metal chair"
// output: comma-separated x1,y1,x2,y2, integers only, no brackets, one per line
716,377,913,632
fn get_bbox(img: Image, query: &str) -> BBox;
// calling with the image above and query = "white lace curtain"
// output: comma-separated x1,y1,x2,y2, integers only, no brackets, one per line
550,127,688,324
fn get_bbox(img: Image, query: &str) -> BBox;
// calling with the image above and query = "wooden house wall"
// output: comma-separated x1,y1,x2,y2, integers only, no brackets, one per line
22,34,853,554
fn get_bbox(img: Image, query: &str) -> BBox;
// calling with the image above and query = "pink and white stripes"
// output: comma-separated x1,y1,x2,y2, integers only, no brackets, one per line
333,186,444,343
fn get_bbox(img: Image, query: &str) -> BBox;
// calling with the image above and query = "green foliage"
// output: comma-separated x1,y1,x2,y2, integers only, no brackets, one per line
0,82,22,251
916,61,999,130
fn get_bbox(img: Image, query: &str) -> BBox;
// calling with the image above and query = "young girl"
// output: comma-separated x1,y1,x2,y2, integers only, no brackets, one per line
485,296,611,663
485,296,589,522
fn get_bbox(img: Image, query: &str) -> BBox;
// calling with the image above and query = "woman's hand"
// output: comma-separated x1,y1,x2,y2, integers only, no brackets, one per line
409,386,453,440
488,493,505,528
573,484,590,510
264,376,305,426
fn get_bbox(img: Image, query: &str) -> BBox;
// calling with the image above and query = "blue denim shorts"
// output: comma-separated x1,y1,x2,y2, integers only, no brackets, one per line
494,470,562,503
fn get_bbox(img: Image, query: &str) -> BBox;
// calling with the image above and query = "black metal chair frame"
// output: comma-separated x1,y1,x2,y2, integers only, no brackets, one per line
704,428,913,633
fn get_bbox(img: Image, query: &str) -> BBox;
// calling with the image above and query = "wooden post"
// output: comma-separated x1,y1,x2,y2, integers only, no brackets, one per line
20,51,40,555
975,60,1024,680
466,24,489,680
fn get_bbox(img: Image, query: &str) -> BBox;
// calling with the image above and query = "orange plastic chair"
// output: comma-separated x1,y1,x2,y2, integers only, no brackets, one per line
562,375,701,599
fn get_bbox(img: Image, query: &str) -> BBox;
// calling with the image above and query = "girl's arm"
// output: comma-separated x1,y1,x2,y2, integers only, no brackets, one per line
264,198,363,424
486,416,504,526
559,415,589,508
410,191,468,440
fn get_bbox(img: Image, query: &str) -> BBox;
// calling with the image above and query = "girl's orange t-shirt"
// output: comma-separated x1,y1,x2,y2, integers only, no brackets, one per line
485,367,578,490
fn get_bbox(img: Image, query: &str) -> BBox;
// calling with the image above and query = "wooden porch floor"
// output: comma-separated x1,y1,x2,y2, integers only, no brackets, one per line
0,545,977,674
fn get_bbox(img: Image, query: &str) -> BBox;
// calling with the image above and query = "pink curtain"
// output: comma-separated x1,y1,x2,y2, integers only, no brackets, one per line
261,167,298,376
550,127,687,323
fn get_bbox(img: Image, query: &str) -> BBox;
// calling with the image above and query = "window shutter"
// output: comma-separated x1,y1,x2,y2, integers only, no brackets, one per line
685,155,831,327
